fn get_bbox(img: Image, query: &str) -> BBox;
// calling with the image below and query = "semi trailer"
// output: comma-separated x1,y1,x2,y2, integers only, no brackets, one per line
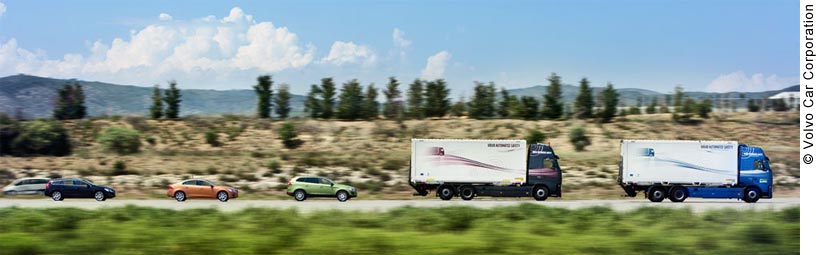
618,140,773,203
409,139,562,201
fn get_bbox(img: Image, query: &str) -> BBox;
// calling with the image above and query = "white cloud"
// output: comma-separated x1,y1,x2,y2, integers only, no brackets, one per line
706,71,796,92
158,13,173,21
0,7,317,88
420,51,451,80
320,41,376,66
0,2,6,18
392,28,411,48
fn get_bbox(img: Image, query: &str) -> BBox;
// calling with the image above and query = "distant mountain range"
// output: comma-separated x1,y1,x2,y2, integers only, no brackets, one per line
0,74,798,118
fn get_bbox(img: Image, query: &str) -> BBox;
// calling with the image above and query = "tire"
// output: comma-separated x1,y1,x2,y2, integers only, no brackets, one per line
533,186,550,201
94,191,106,201
647,186,666,202
336,190,349,202
743,187,761,203
669,186,688,203
51,191,63,201
174,191,186,202
438,186,454,200
217,191,229,202
294,190,307,201
459,186,475,200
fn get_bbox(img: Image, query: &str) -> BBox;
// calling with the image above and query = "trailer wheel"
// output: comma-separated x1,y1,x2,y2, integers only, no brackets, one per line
669,186,688,202
459,186,475,200
743,187,761,203
647,186,666,202
438,186,454,200
533,186,550,201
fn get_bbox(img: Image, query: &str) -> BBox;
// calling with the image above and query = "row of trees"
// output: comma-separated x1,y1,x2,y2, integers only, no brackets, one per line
149,81,182,119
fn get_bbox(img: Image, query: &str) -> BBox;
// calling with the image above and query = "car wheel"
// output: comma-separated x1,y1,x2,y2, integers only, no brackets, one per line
217,191,229,202
438,186,454,200
336,190,349,202
174,191,186,202
294,190,306,201
94,191,106,201
647,186,666,202
743,187,761,203
459,186,475,200
51,191,63,201
669,187,688,202
533,186,550,201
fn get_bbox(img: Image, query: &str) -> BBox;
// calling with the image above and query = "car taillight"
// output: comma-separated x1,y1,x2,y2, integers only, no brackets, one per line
46,181,50,189
167,185,173,191
287,179,292,186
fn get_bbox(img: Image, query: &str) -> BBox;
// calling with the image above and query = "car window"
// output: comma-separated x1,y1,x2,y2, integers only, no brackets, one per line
14,180,23,186
320,178,332,185
296,178,306,183
197,180,213,186
33,179,48,184
754,160,764,170
73,180,84,186
182,180,196,185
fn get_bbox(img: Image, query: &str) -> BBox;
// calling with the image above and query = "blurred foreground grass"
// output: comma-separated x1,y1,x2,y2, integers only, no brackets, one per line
0,205,799,255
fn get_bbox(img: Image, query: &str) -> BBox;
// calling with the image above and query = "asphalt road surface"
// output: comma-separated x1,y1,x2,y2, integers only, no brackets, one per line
0,197,799,213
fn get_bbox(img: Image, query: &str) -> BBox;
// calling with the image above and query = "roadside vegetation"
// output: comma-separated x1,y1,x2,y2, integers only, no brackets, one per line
0,205,799,255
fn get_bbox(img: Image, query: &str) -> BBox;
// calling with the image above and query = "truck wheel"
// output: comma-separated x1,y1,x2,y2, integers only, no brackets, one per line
533,186,550,201
669,187,688,202
647,186,666,202
743,187,761,203
438,186,454,200
459,186,475,200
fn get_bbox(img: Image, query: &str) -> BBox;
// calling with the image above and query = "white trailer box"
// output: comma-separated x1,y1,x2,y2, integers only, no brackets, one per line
411,139,527,185
620,140,739,186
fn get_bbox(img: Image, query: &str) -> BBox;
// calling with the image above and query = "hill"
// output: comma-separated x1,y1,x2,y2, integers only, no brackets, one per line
0,74,306,118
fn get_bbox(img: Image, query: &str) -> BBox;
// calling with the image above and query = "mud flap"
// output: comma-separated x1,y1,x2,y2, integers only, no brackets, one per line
620,183,637,197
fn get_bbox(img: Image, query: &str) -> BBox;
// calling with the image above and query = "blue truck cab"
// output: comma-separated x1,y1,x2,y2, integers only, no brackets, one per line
736,144,774,199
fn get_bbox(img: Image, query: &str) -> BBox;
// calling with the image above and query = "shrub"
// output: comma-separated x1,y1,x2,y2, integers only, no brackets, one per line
381,158,404,170
279,122,303,149
108,160,130,176
569,126,591,151
8,120,72,156
524,129,546,145
205,129,220,147
123,116,151,132
97,126,141,155
267,160,282,173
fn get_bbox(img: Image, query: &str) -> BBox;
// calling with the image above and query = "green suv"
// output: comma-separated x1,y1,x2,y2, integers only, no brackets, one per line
286,176,357,202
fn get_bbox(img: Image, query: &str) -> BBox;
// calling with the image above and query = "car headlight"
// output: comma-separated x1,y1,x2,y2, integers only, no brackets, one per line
350,187,356,192
104,188,114,193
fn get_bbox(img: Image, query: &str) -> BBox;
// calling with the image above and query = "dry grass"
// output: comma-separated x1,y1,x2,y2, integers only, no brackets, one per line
0,112,800,199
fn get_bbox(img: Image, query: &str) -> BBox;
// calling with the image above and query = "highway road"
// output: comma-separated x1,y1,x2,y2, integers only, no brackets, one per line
0,197,799,213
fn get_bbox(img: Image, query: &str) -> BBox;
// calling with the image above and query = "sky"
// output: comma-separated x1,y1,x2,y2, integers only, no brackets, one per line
0,0,798,95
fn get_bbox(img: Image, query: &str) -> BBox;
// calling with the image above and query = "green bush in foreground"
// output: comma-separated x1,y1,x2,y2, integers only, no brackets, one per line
97,126,141,154
0,205,798,255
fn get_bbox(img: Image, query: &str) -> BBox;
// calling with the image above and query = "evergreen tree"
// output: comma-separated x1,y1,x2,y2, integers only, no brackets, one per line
748,99,761,112
149,85,163,119
599,83,619,123
319,78,336,119
304,85,322,118
53,82,87,120
506,95,521,118
424,79,451,118
382,77,402,119
163,81,182,119
451,96,467,117
697,98,712,118
468,81,496,119
407,79,425,119
673,86,684,113
574,78,594,119
337,79,364,120
498,88,513,118
254,75,273,118
70,83,86,119
518,96,540,120
364,83,379,120
645,96,658,114
543,73,564,119
275,83,291,119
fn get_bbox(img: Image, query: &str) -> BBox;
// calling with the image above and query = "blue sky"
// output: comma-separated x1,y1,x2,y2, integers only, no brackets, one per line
0,0,797,95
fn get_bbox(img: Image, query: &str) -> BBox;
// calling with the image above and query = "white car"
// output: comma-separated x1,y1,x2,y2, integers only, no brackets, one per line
3,178,50,195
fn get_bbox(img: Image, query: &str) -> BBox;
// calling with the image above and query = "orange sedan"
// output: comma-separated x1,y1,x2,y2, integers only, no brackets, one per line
167,179,238,202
